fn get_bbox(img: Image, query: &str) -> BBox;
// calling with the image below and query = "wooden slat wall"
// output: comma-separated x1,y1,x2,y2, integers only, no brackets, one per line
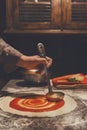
72,0,87,22
19,0,51,22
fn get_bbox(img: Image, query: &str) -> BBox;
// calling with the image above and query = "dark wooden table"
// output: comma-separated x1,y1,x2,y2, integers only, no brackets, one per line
0,79,87,130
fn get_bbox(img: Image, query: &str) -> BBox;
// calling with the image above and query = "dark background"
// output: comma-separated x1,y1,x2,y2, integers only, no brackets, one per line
0,0,87,78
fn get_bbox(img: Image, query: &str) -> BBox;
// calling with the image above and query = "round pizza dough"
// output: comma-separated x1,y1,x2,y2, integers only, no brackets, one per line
0,94,77,117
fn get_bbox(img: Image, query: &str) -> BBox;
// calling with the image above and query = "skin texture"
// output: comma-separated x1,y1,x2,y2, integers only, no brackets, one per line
16,55,52,70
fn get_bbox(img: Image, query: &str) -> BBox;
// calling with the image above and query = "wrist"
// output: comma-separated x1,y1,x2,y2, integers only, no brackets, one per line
16,55,25,67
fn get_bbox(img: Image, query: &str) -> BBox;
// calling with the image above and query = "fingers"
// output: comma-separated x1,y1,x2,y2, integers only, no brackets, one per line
38,56,52,68
17,55,52,70
45,56,53,68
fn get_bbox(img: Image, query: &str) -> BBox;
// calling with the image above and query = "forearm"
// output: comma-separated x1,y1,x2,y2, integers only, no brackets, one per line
0,38,22,57
0,38,23,73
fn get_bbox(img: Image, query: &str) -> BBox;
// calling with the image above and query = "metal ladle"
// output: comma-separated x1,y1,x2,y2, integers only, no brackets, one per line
37,43,65,102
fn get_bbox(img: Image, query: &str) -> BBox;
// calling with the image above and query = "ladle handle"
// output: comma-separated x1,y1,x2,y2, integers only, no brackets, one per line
37,43,52,93
37,43,46,58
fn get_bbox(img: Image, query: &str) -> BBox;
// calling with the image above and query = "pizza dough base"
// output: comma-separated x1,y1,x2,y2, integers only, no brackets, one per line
0,95,77,117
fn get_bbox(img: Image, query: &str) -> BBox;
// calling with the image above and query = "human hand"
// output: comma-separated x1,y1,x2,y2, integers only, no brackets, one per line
16,55,52,70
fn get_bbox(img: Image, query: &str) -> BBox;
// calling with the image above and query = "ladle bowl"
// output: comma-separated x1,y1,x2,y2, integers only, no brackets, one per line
46,91,65,102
